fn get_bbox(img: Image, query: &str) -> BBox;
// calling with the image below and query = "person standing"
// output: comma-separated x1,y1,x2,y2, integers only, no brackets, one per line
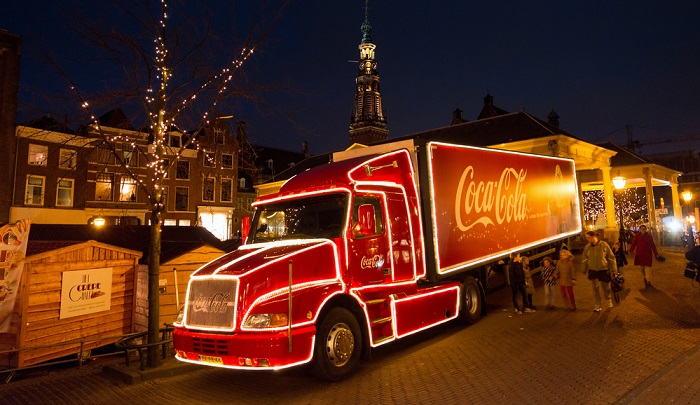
522,256,536,311
540,256,557,310
554,250,577,311
508,252,529,314
628,225,659,287
581,231,617,312
612,241,628,276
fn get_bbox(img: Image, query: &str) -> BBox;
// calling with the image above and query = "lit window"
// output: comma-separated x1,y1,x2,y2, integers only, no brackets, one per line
203,177,215,201
204,152,216,167
222,154,233,169
119,178,137,202
238,177,246,189
59,149,77,169
95,173,113,201
28,144,48,166
221,178,232,202
56,179,74,207
175,187,189,211
163,219,177,226
176,161,189,179
179,219,191,226
25,175,45,205
123,144,136,166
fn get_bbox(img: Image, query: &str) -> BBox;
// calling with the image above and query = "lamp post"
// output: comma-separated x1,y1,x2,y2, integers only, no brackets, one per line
612,173,627,251
682,191,694,247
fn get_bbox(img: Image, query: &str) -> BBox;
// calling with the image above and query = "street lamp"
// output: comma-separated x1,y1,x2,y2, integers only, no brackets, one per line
612,172,627,250
682,191,694,247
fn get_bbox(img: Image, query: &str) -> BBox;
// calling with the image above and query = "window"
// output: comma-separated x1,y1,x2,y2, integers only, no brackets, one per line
203,177,215,201
95,173,113,201
123,144,136,166
204,152,215,168
28,144,48,166
160,159,170,178
175,187,189,211
56,179,74,207
238,177,246,189
222,154,233,169
221,178,233,202
163,219,177,226
25,175,45,205
176,161,189,179
169,134,182,148
95,146,115,164
179,219,191,226
236,197,243,210
214,128,225,145
161,186,168,211
352,196,384,237
119,177,137,202
59,149,77,169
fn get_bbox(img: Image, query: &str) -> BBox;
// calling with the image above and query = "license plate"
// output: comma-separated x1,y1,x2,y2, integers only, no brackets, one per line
198,355,223,365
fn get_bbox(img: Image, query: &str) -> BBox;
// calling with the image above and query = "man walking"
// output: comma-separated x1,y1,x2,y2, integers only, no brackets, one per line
628,225,659,287
581,231,617,312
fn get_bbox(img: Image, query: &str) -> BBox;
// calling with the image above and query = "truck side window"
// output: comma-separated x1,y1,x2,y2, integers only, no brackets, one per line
352,196,383,238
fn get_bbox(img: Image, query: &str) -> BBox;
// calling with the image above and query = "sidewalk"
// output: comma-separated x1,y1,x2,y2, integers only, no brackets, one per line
0,246,698,404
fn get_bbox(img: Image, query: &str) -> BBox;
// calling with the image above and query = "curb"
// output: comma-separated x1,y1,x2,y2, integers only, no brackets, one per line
101,358,201,385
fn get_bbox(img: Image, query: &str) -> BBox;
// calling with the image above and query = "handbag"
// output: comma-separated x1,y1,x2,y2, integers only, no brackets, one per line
611,273,624,292
684,262,699,284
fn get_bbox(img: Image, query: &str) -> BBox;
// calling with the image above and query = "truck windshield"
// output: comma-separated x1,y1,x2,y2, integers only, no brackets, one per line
249,193,348,243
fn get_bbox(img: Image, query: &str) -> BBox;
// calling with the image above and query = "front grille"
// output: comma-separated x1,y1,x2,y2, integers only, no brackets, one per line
185,278,237,330
193,337,230,355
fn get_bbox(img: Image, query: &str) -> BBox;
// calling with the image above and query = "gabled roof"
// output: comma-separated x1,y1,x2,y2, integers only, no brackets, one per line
597,142,654,166
391,110,579,147
28,225,239,264
21,116,76,134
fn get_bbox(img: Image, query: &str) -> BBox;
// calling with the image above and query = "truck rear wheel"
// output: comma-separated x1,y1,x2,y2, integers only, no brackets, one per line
311,307,363,381
460,276,483,324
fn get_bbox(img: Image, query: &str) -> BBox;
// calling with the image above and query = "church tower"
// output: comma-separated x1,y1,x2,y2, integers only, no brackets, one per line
349,1,388,145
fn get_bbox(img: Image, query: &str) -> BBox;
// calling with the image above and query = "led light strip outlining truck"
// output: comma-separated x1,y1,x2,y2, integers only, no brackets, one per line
173,139,582,381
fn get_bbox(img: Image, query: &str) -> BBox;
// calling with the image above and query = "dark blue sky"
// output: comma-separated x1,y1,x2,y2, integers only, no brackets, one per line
3,1,700,155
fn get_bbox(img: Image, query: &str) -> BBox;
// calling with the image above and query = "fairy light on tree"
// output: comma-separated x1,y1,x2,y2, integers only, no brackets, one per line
58,0,289,368
583,188,648,231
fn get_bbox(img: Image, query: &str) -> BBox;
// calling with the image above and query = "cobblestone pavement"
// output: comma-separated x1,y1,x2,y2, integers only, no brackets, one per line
1,246,699,404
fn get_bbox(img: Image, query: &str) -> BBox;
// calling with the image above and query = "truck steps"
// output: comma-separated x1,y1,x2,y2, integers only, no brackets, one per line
371,316,392,326
364,298,386,306
372,335,393,345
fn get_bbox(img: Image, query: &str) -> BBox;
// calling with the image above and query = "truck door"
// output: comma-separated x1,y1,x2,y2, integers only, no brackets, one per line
348,195,390,285
385,192,416,282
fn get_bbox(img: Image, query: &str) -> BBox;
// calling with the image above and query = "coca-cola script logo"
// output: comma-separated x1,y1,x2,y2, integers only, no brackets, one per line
192,292,231,313
361,254,384,269
455,166,527,232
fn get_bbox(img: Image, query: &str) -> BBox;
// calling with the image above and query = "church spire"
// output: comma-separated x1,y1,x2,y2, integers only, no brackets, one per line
349,0,388,145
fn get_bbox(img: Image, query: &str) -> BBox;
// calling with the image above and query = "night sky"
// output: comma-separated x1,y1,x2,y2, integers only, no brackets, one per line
3,1,700,156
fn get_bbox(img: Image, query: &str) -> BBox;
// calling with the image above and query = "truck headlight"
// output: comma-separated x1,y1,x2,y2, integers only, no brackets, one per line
244,313,288,328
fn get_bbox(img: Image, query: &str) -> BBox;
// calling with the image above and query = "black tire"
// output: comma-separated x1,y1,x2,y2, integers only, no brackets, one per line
460,276,483,324
311,307,363,381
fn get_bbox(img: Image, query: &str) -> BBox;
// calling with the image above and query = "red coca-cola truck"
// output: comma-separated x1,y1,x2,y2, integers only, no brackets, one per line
172,140,581,380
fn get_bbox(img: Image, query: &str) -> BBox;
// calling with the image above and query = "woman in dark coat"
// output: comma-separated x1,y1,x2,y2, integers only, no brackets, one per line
628,225,659,287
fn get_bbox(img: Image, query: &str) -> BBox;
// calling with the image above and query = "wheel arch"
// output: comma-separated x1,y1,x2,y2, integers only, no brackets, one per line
316,293,371,360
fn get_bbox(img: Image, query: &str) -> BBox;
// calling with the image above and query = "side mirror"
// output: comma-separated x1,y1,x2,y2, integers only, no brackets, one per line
357,204,375,236
241,216,251,242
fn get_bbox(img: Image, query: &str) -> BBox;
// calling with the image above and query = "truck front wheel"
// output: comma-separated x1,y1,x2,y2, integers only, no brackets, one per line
311,307,362,381
460,276,483,324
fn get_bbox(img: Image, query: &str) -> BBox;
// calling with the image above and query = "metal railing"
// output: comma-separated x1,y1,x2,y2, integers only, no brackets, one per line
0,325,174,383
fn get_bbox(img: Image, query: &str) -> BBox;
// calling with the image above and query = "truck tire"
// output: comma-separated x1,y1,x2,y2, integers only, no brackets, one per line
311,307,363,381
460,276,483,324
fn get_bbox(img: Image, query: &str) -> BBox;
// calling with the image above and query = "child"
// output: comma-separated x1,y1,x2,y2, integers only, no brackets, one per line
508,252,529,315
521,256,536,312
554,249,577,311
612,241,628,276
540,256,556,310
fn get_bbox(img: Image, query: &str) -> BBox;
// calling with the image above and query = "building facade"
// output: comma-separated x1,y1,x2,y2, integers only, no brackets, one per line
10,110,241,241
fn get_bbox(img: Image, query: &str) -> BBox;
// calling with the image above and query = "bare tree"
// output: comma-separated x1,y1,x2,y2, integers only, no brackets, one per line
52,0,289,367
